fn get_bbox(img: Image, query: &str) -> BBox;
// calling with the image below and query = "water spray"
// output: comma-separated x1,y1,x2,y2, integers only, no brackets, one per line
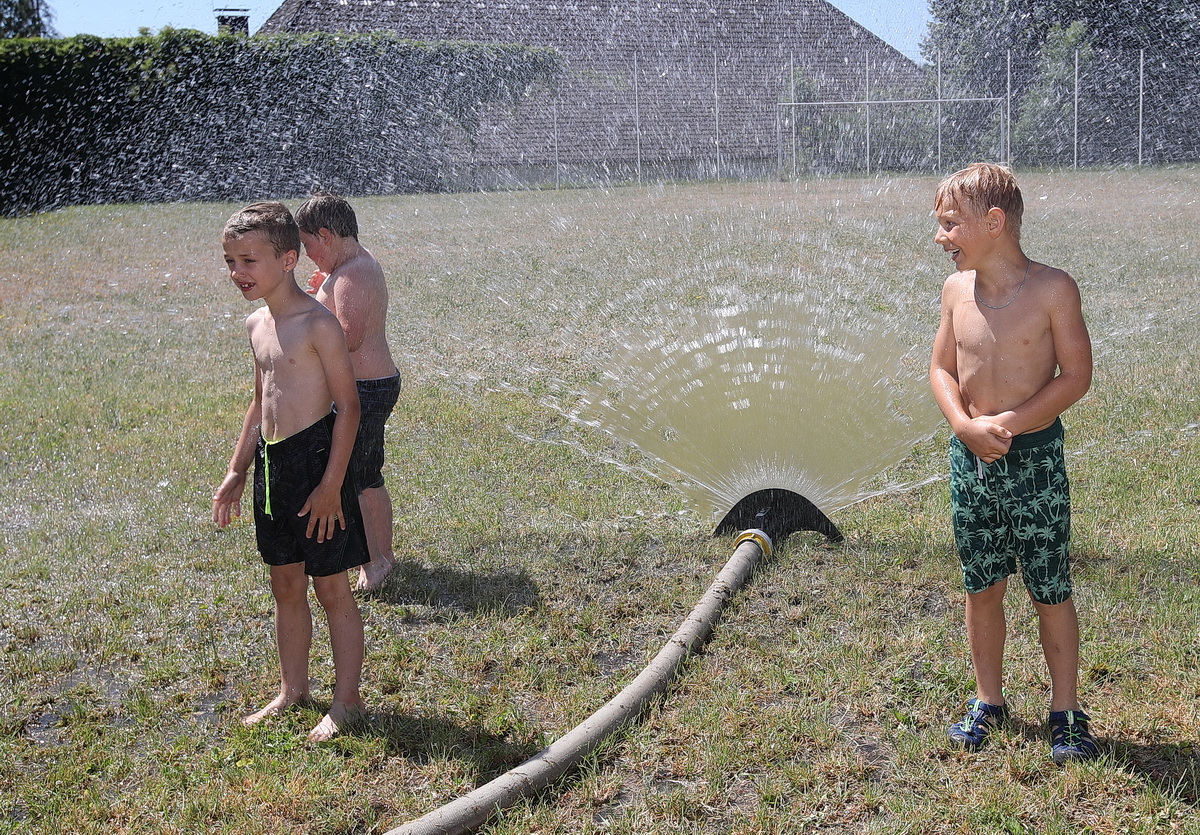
387,282,933,832
386,488,839,835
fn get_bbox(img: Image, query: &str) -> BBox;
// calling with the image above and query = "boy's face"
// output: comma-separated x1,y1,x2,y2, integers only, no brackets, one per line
934,199,990,272
300,229,333,274
223,230,296,301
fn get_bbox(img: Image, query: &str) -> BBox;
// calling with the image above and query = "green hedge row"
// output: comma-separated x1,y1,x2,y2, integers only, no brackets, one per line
0,29,560,215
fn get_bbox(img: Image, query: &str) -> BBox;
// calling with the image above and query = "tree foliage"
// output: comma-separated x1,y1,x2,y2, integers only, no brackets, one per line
922,0,1200,165
0,29,560,214
1,0,55,38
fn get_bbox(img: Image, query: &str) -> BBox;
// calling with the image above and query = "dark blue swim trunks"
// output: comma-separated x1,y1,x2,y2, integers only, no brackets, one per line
351,372,401,493
949,418,1073,605
253,412,369,577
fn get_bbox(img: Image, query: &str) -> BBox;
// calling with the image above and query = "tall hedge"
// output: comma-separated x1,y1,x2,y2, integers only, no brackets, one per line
0,29,560,215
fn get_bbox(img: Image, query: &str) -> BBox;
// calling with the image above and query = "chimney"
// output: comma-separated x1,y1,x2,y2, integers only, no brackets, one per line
215,8,250,36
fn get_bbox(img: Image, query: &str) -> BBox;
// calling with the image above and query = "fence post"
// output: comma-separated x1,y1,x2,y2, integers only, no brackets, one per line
553,99,560,188
1138,48,1145,166
713,51,720,179
775,60,783,178
1005,50,1012,164
936,51,942,171
864,51,870,175
790,53,797,178
634,52,642,184
1073,48,1079,169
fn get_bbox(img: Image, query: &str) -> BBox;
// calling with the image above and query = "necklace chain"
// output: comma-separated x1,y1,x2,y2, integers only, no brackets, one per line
974,259,1031,310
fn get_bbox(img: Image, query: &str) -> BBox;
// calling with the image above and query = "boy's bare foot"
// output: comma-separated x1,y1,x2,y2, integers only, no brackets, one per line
307,702,366,742
355,555,396,593
242,693,305,727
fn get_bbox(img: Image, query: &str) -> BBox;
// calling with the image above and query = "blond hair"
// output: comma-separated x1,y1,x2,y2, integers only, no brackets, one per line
935,163,1024,238
222,201,301,257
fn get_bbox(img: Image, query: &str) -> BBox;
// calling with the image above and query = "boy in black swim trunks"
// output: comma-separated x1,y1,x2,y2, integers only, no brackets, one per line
930,164,1099,763
212,201,369,742
296,193,401,593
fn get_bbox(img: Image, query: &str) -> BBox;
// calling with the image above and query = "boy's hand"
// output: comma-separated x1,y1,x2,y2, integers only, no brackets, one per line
306,270,328,295
212,471,246,528
957,416,1013,462
299,483,346,543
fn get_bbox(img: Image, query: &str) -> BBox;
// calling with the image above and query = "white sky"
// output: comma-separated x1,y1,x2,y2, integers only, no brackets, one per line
47,1,931,61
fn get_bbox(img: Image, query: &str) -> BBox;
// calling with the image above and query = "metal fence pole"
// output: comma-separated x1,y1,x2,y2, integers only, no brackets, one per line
936,51,942,171
713,51,720,179
1005,50,1012,164
1138,48,1145,166
864,52,871,175
634,52,642,184
1073,48,1079,169
790,54,797,178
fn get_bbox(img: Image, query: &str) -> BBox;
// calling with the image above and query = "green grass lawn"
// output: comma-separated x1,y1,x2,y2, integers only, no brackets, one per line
1,168,1198,833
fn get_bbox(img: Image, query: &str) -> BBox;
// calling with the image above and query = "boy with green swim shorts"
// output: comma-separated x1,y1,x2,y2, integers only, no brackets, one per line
212,202,369,742
930,163,1099,763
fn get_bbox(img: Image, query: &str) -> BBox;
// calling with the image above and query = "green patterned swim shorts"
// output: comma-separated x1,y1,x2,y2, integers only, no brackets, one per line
949,418,1073,604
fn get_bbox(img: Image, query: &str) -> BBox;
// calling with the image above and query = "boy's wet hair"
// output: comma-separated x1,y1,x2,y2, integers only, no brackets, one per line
935,162,1024,238
223,202,301,257
296,192,359,240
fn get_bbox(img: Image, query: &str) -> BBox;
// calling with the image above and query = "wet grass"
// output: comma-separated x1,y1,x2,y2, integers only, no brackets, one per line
1,168,1199,833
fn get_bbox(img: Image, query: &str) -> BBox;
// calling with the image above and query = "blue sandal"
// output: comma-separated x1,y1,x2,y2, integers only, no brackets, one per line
948,698,1009,750
1049,709,1099,763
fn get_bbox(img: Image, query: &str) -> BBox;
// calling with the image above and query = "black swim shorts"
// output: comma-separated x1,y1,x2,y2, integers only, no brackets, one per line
351,372,401,492
253,412,369,577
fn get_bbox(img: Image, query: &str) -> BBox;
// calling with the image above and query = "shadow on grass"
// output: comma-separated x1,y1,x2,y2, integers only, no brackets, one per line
372,559,541,614
333,707,542,778
1010,718,1200,806
1112,739,1200,805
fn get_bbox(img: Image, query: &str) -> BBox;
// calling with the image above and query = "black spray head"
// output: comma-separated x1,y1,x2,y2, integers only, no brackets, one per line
713,488,843,545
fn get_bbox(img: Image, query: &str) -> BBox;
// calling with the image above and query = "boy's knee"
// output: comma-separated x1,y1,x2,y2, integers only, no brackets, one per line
269,564,309,600
312,573,354,608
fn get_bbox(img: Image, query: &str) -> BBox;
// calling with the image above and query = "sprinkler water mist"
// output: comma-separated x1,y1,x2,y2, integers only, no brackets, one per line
713,487,844,545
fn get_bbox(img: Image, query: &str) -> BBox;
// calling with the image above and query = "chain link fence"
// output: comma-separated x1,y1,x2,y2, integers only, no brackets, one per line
454,47,1200,188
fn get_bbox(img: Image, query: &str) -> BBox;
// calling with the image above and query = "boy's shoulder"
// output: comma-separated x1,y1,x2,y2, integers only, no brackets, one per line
337,250,385,282
1028,262,1081,300
245,303,271,330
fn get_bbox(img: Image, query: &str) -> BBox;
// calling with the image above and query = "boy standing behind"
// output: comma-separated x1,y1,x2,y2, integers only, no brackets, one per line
212,202,369,742
296,194,401,593
929,164,1099,763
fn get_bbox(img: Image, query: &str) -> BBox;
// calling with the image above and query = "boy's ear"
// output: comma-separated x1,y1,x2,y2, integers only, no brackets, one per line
985,207,1006,238
283,249,299,272
319,227,336,245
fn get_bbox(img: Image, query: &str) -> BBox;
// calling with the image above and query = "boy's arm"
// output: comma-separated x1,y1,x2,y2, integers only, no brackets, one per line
328,262,376,353
989,274,1092,436
299,314,361,542
213,366,263,528
930,280,1013,460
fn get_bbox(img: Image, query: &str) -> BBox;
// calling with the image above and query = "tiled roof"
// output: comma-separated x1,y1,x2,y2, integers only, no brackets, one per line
260,0,923,182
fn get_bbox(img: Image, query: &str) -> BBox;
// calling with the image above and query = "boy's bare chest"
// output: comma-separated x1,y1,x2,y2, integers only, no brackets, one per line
251,316,321,381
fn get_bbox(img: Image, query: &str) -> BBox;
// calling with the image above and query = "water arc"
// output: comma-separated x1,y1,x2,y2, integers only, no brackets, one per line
556,288,942,527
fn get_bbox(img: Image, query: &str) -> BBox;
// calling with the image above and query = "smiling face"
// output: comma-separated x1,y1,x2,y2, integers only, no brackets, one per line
223,230,297,301
934,199,991,273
